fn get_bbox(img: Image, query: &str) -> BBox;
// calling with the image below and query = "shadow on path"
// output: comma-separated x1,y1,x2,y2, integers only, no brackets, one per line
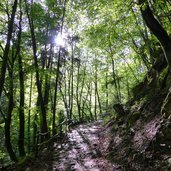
26,121,121,171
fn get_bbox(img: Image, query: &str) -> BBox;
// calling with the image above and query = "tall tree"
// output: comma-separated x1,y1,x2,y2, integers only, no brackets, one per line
2,0,19,162
0,0,18,98
5,43,18,162
52,0,67,135
25,0,48,141
17,0,26,157
139,1,171,67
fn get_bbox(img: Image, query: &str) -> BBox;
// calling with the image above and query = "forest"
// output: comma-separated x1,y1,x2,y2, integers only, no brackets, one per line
0,0,171,170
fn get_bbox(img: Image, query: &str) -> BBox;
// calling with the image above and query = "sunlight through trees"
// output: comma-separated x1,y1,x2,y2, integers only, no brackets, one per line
0,0,171,169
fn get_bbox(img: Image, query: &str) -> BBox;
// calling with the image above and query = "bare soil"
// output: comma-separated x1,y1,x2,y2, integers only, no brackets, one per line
26,120,121,171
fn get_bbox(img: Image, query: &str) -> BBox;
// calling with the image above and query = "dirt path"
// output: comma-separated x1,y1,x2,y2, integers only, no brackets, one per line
51,120,117,171
25,120,120,171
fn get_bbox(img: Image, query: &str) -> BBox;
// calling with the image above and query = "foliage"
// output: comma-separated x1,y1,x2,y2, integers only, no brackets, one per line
0,0,171,167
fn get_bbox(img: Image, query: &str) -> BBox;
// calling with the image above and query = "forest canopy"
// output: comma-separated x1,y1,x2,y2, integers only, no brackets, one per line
0,0,171,167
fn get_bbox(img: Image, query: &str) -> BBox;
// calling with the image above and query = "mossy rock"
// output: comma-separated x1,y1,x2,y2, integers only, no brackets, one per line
127,111,140,127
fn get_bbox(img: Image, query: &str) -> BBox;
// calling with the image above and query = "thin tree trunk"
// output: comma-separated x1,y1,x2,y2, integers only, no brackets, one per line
94,85,97,120
52,0,66,135
82,83,91,121
52,49,61,135
111,57,120,103
94,61,102,116
76,62,81,121
105,72,109,112
43,45,52,109
80,65,86,121
25,0,48,141
32,113,38,153
96,83,102,117
69,42,74,120
94,71,98,120
16,1,25,157
68,68,71,119
28,72,33,153
59,85,68,117
89,82,94,120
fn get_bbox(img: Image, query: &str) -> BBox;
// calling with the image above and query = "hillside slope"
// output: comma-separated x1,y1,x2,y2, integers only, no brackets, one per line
106,65,171,170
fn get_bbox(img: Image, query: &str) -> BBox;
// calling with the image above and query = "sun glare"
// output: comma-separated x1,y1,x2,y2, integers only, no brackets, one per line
55,34,65,47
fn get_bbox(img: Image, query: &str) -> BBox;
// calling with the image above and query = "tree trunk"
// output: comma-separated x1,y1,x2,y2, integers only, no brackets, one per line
69,42,74,120
111,56,121,103
28,72,33,153
52,49,61,136
76,62,81,121
94,71,98,120
88,82,94,120
25,0,48,141
96,85,102,117
94,85,97,120
80,65,86,121
52,1,66,135
5,65,18,162
16,1,26,157
140,3,171,67
0,0,18,98
105,72,109,112
43,45,52,110
32,112,38,153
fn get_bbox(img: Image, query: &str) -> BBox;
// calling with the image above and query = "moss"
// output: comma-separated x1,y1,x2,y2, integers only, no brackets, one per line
158,66,169,88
